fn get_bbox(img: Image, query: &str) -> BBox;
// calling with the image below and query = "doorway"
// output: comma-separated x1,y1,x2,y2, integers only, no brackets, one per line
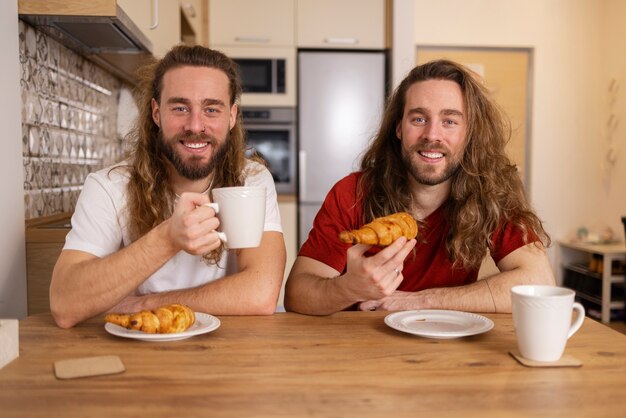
416,46,533,187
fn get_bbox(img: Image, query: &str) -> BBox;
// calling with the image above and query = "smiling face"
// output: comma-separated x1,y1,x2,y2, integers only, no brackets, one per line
151,65,237,181
396,79,467,187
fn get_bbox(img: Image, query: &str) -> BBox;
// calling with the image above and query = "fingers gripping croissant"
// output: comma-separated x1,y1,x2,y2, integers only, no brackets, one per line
339,212,418,246
105,304,196,334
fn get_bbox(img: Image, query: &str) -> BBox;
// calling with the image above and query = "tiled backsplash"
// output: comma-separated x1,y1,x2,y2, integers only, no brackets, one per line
19,21,125,220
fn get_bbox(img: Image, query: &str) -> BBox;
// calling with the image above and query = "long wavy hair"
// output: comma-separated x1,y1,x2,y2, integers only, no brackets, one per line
121,45,249,263
359,59,550,269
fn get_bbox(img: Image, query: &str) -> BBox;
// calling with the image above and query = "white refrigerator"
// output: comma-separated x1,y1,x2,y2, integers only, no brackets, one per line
298,51,387,246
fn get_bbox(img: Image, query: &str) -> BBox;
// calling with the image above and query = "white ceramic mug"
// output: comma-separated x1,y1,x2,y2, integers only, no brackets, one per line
511,285,585,362
206,186,266,249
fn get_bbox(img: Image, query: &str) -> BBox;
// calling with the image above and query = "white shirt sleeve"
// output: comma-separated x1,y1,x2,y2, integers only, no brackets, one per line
63,171,125,257
244,162,283,233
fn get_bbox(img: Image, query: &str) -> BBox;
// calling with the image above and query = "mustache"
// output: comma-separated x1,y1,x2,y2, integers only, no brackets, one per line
409,143,448,153
409,141,450,154
173,131,217,144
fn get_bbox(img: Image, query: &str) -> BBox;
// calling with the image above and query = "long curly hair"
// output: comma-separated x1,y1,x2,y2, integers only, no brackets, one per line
120,45,249,263
359,59,550,269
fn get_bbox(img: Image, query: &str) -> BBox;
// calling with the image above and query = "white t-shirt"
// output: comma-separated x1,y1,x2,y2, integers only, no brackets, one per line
64,160,282,295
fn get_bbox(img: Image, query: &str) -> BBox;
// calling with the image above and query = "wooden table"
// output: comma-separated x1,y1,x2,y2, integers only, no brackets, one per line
1,312,625,417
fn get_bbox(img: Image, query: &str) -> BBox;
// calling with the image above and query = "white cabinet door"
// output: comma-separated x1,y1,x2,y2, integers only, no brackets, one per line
209,0,295,47
297,0,388,49
118,0,181,58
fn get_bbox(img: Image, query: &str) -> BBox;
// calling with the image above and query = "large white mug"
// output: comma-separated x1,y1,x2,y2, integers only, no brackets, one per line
511,285,585,362
206,186,266,249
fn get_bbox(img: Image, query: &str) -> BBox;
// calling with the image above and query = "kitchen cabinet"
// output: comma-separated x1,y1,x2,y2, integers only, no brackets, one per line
558,240,625,323
17,0,154,85
118,0,181,58
180,0,206,46
278,196,297,310
25,214,71,315
296,0,390,49
209,0,295,47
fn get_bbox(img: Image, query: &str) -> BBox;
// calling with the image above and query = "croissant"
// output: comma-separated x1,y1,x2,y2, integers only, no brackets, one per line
339,212,418,246
105,304,196,334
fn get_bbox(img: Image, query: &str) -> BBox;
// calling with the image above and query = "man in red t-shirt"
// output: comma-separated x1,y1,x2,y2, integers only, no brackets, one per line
285,60,555,315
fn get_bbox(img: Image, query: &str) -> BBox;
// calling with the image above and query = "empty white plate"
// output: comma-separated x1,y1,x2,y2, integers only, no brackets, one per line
384,310,494,339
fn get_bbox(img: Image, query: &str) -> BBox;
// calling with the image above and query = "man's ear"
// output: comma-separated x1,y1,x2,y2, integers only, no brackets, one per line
229,103,238,130
151,98,161,127
395,122,402,140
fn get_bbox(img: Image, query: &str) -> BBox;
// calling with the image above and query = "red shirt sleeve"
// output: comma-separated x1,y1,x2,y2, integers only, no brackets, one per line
489,221,539,264
298,173,363,273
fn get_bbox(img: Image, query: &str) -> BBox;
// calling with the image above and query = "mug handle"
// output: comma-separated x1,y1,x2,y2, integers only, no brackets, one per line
203,203,228,243
567,302,585,339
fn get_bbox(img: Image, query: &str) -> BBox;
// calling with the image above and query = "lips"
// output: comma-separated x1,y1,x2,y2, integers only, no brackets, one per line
418,151,444,160
182,141,209,150
175,132,215,152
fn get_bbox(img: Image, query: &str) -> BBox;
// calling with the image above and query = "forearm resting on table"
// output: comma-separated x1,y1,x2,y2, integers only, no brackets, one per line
411,273,540,314
285,273,357,315
415,243,555,313
135,271,280,316
127,232,287,316
284,258,356,315
50,223,178,328
421,275,552,313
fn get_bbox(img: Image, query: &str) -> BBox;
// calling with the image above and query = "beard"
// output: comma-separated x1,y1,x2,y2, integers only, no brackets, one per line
157,130,229,180
401,143,461,186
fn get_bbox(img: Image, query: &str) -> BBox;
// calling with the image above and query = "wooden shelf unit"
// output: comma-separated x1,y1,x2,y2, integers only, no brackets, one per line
557,241,626,323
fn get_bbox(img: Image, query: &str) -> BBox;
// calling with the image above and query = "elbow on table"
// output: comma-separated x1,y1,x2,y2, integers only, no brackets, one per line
50,309,80,329
249,290,281,315
49,295,82,329
254,301,278,316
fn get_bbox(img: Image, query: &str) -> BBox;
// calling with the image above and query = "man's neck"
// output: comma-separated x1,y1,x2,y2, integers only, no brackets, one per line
169,171,214,197
408,180,451,221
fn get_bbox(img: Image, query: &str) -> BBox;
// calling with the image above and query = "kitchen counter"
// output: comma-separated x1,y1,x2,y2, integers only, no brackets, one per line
277,193,296,203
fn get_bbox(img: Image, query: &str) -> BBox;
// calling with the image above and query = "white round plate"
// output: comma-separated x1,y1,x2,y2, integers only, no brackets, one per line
105,312,221,342
384,310,494,339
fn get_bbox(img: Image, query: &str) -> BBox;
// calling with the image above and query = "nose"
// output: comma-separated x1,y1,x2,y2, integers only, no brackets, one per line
184,109,205,133
422,120,443,142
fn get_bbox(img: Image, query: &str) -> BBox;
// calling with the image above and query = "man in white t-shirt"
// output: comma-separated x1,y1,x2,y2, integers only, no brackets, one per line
50,45,286,328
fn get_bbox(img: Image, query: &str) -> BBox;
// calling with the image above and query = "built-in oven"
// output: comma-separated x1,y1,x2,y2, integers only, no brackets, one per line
242,107,296,195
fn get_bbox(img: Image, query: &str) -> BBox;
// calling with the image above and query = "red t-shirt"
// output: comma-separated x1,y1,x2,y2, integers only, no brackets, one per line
299,172,533,291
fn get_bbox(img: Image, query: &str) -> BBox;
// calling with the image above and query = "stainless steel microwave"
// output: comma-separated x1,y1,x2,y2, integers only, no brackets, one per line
243,107,296,195
216,46,296,107
235,58,286,94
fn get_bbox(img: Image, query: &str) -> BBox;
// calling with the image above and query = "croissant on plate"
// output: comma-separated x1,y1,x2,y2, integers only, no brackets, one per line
105,303,196,334
338,212,418,246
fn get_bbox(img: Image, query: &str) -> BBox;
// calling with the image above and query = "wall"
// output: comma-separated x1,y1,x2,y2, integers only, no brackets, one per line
602,0,626,241
20,22,124,219
0,16,126,317
393,0,626,273
0,2,27,318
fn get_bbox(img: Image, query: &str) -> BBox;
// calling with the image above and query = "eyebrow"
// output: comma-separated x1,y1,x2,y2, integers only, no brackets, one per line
165,97,226,107
407,107,464,118
408,107,464,117
442,109,464,117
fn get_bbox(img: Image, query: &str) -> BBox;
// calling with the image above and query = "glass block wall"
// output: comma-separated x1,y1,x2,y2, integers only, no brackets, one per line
19,21,125,220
